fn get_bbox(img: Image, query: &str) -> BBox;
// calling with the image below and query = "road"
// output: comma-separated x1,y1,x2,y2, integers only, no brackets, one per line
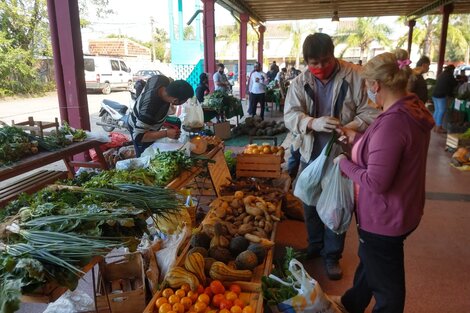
0,90,132,134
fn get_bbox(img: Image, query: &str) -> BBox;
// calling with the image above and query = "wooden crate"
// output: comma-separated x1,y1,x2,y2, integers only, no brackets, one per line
11,116,60,137
236,154,281,178
96,253,146,313
142,199,280,313
446,133,470,149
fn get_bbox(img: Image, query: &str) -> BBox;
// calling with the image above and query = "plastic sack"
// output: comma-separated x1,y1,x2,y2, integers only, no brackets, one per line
316,163,354,234
44,290,94,313
115,155,151,170
293,138,336,206
269,259,342,313
182,100,204,128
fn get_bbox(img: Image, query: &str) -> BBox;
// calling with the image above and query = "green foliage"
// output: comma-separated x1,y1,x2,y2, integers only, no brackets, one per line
0,0,53,96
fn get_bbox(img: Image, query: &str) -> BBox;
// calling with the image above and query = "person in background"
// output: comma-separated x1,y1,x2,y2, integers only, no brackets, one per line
127,75,194,157
408,56,430,104
247,61,268,120
195,72,209,104
287,66,301,80
333,49,434,313
357,60,363,66
271,60,280,73
275,67,288,98
267,63,278,83
432,64,458,133
213,63,231,93
284,33,378,280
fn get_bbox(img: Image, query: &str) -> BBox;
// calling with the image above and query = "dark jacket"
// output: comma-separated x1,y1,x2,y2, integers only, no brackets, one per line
408,71,428,103
432,69,458,98
195,83,209,103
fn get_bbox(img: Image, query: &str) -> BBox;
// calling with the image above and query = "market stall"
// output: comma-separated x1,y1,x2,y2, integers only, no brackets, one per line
0,115,292,313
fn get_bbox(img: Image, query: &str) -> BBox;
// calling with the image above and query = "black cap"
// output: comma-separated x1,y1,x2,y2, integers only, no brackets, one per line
166,80,194,101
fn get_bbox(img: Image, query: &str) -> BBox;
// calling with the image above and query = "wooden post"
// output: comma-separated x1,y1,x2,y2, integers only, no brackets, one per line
239,13,249,99
202,0,216,91
437,3,454,76
407,19,416,56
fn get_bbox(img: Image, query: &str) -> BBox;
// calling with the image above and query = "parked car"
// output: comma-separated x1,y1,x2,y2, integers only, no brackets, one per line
132,69,163,82
84,56,133,94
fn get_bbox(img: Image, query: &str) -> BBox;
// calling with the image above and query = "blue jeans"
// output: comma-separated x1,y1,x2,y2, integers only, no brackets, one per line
287,146,301,179
432,97,447,127
341,229,409,313
299,161,346,262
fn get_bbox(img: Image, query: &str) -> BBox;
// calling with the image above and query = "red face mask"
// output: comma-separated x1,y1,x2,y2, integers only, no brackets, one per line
308,60,336,80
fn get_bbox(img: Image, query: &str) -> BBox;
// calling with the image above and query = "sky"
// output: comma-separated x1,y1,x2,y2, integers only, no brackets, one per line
81,0,406,47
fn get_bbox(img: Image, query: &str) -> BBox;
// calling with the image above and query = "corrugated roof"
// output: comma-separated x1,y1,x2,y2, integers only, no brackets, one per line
217,0,470,23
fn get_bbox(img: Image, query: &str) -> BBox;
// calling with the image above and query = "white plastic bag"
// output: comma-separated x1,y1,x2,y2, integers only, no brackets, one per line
44,290,94,313
182,99,204,128
316,163,354,234
269,259,342,313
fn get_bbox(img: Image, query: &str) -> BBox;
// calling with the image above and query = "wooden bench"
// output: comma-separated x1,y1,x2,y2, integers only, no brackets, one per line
0,170,67,208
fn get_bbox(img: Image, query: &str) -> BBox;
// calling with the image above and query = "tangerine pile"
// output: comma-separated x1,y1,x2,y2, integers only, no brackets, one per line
155,281,255,313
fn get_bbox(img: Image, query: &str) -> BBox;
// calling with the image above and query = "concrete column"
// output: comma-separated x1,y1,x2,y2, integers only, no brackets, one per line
258,25,266,67
202,0,216,91
437,3,454,76
46,0,90,131
239,13,249,99
407,20,416,56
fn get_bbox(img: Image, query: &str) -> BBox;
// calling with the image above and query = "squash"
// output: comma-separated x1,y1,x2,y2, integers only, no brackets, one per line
184,252,206,285
235,250,258,270
165,266,199,291
190,232,211,250
204,257,217,276
208,246,232,263
188,246,208,258
209,261,252,282
229,236,250,257
248,243,267,265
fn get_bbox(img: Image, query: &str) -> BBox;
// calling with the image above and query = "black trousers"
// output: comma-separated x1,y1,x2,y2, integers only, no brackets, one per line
341,228,409,313
248,92,266,119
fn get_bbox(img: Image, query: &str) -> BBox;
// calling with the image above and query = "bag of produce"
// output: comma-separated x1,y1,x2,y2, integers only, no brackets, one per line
265,259,342,313
316,163,354,234
293,134,337,206
182,99,204,128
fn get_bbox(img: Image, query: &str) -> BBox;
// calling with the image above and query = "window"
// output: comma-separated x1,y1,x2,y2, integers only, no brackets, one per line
84,58,95,71
120,61,129,72
111,60,120,71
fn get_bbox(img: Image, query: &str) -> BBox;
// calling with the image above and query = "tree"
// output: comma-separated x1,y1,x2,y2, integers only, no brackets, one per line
216,22,258,59
334,17,392,62
154,27,170,62
183,25,195,40
78,0,114,28
280,21,317,68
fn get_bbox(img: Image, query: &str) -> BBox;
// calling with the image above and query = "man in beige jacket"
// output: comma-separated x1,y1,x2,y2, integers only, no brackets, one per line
284,33,378,280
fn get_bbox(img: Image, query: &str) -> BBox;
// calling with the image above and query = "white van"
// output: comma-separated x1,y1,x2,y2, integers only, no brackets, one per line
84,56,133,94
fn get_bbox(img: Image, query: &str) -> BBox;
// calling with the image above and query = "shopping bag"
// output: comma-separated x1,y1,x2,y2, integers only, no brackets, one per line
316,163,354,234
269,259,342,313
293,135,337,206
182,100,204,128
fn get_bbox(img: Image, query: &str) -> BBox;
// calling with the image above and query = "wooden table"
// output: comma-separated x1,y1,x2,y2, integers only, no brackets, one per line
0,139,109,181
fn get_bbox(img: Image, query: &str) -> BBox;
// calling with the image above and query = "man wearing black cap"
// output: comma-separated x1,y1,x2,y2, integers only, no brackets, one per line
127,75,194,156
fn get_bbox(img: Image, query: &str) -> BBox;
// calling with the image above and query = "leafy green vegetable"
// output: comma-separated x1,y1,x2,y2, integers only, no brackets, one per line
202,91,244,119
0,125,36,166
148,150,194,186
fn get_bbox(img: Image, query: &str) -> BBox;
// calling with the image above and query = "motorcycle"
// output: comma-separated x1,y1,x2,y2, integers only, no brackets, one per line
96,80,182,132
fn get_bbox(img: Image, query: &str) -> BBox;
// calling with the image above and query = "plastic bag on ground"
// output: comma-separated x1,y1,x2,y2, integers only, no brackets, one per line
43,290,94,313
269,259,342,313
316,163,354,234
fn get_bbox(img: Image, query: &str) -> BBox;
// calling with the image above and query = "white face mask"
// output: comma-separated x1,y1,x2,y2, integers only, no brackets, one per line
367,88,377,105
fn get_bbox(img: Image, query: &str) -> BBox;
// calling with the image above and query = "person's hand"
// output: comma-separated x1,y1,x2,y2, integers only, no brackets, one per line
166,128,181,139
255,77,260,83
309,116,340,132
336,127,357,144
333,153,348,165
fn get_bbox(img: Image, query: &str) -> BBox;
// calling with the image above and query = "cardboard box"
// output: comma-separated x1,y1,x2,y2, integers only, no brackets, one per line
213,121,231,140
96,253,146,313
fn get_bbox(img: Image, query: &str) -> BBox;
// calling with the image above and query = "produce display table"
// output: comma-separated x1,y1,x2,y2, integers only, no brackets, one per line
0,139,108,181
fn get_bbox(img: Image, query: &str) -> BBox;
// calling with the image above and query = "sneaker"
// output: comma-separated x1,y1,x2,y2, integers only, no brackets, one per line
329,295,349,313
325,260,343,280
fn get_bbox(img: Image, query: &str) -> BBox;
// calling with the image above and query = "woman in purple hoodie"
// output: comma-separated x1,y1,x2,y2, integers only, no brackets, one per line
333,49,435,313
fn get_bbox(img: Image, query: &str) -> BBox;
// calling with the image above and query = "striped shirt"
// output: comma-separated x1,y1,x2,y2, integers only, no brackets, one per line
127,75,170,143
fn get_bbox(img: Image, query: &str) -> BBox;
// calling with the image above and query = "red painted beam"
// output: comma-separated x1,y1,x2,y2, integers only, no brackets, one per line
239,13,249,99
202,0,216,91
258,25,266,66
407,19,416,56
437,3,454,76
